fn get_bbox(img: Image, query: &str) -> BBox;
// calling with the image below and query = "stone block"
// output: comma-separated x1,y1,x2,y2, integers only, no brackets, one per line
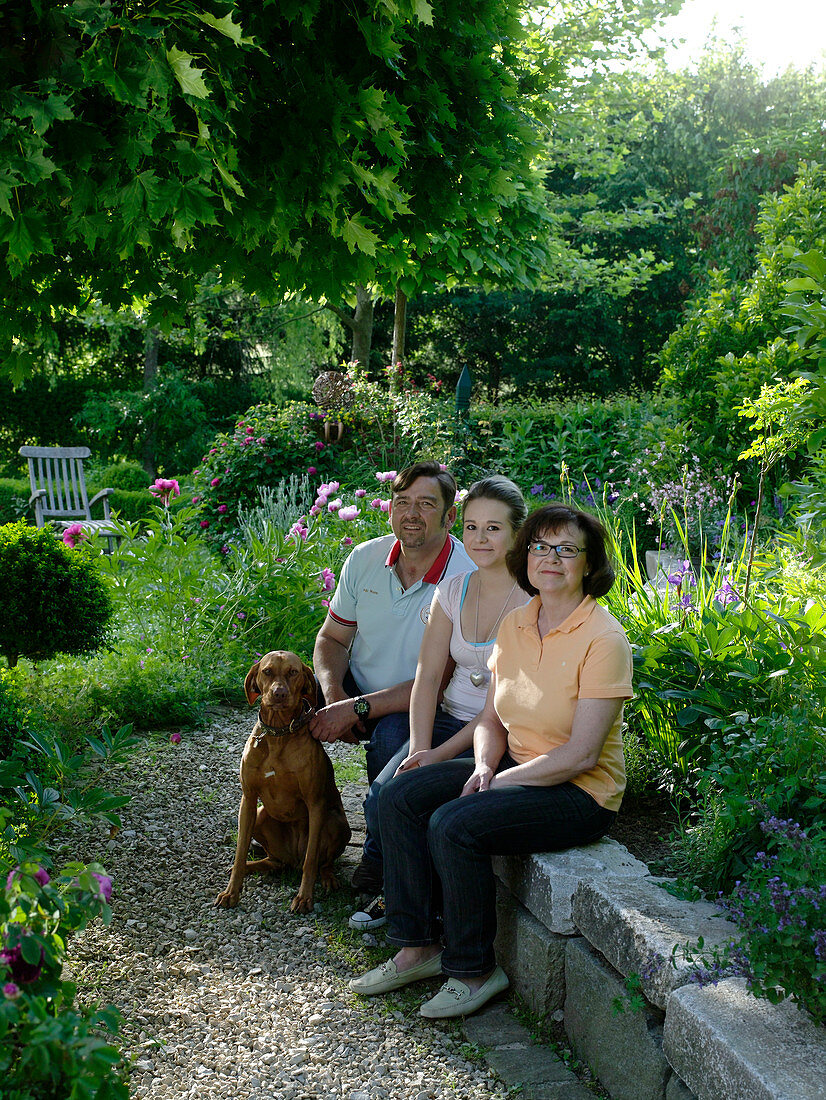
564,938,670,1100
464,1003,596,1100
571,875,733,1009
665,1073,697,1100
493,839,649,936
663,978,826,1100
495,884,568,1014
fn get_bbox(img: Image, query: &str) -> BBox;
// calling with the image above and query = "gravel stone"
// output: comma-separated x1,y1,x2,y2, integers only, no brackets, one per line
67,707,511,1099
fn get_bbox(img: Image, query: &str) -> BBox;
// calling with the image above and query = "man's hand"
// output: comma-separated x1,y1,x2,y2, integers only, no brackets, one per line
460,764,495,796
309,699,364,744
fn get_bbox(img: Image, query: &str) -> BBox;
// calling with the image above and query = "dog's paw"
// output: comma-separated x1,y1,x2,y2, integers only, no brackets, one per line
214,890,240,909
289,893,314,914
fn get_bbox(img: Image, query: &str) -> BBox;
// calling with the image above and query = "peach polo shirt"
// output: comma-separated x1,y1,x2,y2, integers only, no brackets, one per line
490,595,633,812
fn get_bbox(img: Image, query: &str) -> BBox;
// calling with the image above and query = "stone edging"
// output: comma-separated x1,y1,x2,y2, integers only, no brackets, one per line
490,840,826,1100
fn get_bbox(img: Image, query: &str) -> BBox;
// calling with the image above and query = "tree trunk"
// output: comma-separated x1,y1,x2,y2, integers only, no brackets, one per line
141,327,160,478
351,285,374,367
326,286,375,368
391,284,407,366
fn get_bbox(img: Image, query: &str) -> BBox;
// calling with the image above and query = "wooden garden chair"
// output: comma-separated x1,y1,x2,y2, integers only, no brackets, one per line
19,445,118,551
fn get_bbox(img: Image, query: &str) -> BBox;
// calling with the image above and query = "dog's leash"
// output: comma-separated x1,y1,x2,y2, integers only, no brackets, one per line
252,700,315,745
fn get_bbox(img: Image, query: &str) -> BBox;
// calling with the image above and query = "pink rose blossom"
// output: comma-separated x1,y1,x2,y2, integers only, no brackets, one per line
6,865,50,889
314,441,324,451
192,496,200,505
246,425,254,434
170,732,182,744
210,477,220,487
3,982,20,999
307,466,317,475
200,520,210,529
217,504,228,514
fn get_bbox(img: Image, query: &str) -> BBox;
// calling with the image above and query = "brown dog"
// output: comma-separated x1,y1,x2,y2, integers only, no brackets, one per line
214,651,351,913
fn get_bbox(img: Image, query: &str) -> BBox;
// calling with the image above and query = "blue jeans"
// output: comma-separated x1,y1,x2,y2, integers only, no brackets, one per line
376,758,615,978
362,707,469,868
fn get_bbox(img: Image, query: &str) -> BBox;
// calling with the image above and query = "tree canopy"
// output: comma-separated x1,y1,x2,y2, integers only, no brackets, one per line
1,0,560,380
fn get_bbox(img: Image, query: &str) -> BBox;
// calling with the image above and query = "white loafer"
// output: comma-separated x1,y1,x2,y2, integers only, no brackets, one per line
349,952,443,995
419,966,509,1018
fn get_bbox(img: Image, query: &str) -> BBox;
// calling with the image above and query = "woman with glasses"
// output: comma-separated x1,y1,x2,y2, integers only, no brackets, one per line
349,504,632,1019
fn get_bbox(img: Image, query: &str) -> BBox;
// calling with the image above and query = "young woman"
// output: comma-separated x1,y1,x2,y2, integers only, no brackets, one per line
350,505,633,1018
348,476,529,930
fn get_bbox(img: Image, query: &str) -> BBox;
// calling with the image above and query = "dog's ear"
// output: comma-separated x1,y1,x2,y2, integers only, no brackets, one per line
301,663,318,708
244,663,261,706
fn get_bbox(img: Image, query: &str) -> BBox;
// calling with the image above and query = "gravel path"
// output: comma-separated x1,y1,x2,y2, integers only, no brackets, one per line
67,707,513,1100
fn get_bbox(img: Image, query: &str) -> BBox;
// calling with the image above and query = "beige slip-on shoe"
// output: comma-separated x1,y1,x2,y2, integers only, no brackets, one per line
349,952,443,995
419,965,509,1018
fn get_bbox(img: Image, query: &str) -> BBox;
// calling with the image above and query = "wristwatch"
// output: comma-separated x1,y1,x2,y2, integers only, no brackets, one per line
353,696,371,720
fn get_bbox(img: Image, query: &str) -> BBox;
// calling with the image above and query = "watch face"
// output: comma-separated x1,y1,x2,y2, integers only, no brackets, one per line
354,697,370,717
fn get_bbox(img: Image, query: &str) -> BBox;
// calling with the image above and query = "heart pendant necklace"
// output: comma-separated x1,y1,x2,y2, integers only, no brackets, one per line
470,576,517,688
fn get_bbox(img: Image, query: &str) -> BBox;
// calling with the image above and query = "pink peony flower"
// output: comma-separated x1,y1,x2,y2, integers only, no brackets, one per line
62,522,86,549
327,498,342,512
149,478,180,505
309,505,321,517
327,481,340,493
375,470,397,483
319,568,336,592
217,504,228,514
246,425,254,434
210,477,220,487
338,505,359,521
192,496,200,505
354,488,367,498
380,499,390,513
288,521,309,542
307,466,317,475
314,441,324,451
370,498,382,509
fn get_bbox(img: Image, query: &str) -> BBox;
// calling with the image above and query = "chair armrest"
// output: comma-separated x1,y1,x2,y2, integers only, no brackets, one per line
88,487,114,521
28,489,47,505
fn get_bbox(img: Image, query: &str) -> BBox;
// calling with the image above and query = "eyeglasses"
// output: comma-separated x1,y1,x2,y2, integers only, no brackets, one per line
528,541,586,559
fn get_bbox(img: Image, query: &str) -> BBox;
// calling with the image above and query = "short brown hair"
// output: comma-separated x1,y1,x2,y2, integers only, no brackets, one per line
392,461,457,517
506,504,615,599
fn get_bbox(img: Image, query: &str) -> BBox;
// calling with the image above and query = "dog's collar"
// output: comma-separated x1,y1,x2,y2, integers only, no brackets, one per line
252,700,314,743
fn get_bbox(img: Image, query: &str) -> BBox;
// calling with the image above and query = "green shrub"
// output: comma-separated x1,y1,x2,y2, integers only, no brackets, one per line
0,670,30,764
658,161,826,471
0,480,28,526
91,461,150,492
0,524,113,668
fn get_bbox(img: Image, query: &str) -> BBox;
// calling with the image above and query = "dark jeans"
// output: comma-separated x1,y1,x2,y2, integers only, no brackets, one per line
376,758,615,978
362,707,469,868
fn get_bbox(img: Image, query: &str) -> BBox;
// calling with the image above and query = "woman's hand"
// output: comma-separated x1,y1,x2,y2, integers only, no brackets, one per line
460,765,496,797
395,749,439,775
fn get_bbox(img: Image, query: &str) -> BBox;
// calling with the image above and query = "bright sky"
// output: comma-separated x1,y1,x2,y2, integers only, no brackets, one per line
662,0,826,74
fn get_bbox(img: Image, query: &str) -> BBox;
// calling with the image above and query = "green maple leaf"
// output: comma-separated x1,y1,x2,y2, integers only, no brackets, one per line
167,47,210,99
198,12,243,46
0,211,53,271
342,214,379,256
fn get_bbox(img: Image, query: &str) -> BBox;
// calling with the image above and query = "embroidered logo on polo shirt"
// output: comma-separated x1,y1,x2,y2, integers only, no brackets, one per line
420,606,430,625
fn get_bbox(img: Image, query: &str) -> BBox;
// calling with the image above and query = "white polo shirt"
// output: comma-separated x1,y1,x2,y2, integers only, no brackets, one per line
328,533,474,694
